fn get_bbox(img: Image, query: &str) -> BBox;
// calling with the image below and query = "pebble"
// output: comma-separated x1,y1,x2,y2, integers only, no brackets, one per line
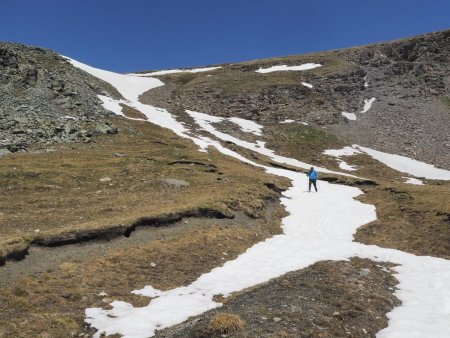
359,268,371,277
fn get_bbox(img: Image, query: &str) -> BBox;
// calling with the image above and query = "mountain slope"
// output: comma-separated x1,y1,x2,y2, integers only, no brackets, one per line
1,30,450,338
0,42,121,154
141,29,450,168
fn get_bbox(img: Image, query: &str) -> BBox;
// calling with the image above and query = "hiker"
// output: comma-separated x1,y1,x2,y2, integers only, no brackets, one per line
306,167,318,192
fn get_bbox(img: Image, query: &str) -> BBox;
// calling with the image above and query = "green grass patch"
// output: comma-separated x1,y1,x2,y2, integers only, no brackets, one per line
439,95,450,109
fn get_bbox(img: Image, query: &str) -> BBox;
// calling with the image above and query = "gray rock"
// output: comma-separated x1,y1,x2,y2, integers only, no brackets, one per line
0,41,119,151
94,123,118,135
0,148,11,157
158,178,190,188
359,268,371,277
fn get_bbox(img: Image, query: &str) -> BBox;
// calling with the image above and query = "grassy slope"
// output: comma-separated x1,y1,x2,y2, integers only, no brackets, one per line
0,116,291,337
0,116,288,262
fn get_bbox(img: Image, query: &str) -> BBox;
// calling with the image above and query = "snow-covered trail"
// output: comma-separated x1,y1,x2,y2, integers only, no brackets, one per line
68,58,450,338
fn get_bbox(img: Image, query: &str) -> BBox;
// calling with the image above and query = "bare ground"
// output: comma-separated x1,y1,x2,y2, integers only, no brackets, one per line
155,258,400,338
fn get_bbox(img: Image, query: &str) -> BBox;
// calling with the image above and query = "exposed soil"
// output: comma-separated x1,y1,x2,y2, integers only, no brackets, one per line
155,258,400,338
0,209,271,287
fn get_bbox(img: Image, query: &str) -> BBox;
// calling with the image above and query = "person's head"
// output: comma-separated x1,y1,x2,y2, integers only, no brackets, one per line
310,167,314,171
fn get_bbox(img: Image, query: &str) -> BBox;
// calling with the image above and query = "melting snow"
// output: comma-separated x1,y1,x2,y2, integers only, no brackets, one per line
324,146,362,157
186,110,356,177
364,75,369,88
341,97,376,121
403,177,425,185
337,160,357,171
341,112,357,121
361,97,376,113
228,117,263,136
354,145,450,180
67,57,450,338
326,145,450,181
324,147,361,172
129,66,221,77
256,63,321,73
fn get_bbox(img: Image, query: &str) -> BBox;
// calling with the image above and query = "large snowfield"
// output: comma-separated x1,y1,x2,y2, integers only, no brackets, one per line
68,58,450,338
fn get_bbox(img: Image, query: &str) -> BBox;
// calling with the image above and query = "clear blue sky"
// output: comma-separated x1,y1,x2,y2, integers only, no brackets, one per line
1,0,449,73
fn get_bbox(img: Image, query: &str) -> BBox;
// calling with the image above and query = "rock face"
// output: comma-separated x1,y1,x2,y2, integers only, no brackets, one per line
141,29,450,168
0,42,120,153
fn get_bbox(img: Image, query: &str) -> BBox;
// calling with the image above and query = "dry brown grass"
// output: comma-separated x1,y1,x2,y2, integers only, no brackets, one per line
0,115,289,337
0,116,288,262
0,205,285,337
120,103,148,120
206,312,245,335
356,181,450,259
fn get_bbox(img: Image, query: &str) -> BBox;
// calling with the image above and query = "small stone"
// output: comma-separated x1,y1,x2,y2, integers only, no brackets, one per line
273,317,282,322
359,268,371,277
150,262,156,268
99,177,112,183
0,149,11,157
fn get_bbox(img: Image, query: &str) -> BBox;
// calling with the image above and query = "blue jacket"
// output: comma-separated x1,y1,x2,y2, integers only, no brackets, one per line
307,170,318,180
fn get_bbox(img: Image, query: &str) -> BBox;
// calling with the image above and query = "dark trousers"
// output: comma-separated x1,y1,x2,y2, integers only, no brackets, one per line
309,179,317,192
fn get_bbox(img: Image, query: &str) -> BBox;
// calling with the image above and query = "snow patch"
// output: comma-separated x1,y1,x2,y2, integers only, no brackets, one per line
326,145,450,181
228,117,263,136
337,160,357,171
67,57,163,102
361,97,376,113
68,57,212,152
354,145,450,180
301,82,313,88
341,112,357,121
256,63,321,73
364,75,369,88
130,66,221,77
280,119,295,124
324,147,361,172
186,110,356,178
403,177,425,185
324,146,362,157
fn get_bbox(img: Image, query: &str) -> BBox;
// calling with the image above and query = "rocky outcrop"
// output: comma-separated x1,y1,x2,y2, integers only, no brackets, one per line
0,42,120,153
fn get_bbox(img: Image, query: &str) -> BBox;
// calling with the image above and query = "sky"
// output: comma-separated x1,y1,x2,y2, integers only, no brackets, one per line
1,0,449,73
